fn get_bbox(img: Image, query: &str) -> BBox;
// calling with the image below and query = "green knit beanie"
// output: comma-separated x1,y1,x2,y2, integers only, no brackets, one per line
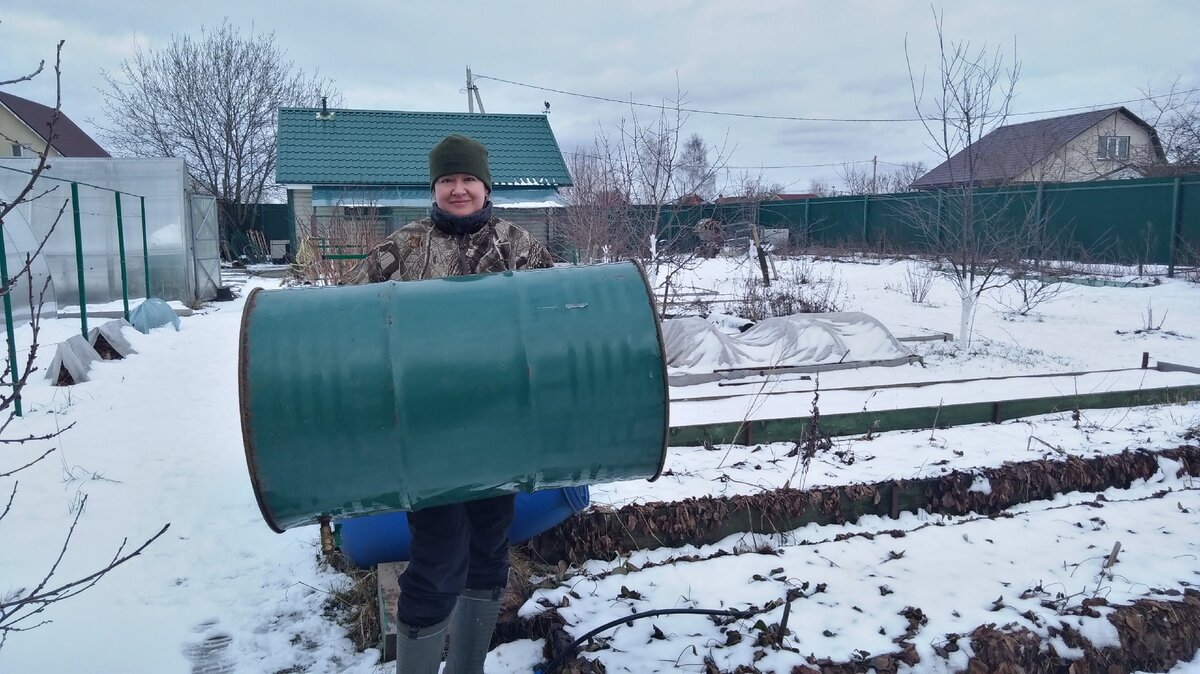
429,134,492,192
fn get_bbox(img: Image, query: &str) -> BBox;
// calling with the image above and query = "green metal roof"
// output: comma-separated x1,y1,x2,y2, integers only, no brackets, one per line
276,109,573,187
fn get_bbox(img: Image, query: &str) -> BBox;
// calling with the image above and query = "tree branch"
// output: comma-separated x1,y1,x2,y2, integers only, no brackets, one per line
0,447,56,479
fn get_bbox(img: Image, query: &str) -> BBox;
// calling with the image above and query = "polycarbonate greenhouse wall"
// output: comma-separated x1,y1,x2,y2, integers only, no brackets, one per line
0,157,219,325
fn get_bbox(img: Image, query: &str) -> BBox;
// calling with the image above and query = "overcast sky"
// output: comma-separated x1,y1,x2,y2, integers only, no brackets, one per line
2,1,1198,194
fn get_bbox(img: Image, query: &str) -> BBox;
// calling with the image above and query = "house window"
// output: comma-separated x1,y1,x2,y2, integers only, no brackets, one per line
11,143,25,157
342,206,393,220
1097,136,1130,160
342,206,393,238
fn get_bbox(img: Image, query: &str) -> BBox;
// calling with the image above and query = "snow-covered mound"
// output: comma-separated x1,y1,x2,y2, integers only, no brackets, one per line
662,312,916,384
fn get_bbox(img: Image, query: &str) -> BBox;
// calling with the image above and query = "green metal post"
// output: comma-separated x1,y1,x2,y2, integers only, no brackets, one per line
936,191,944,248
803,199,811,246
0,224,21,416
1168,177,1181,278
862,195,870,246
140,196,151,298
115,193,130,321
1035,183,1046,252
286,189,297,257
70,182,87,338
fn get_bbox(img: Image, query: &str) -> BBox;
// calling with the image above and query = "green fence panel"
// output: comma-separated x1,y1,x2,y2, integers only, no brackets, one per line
545,173,1200,266
869,193,930,251
757,201,803,240
1044,179,1176,264
257,204,293,243
1177,177,1200,265
807,196,867,246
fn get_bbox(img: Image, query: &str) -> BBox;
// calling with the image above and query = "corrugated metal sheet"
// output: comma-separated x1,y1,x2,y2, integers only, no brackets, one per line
276,109,573,187
654,174,1200,265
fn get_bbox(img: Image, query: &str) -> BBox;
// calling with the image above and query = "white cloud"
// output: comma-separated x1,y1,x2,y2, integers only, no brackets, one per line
2,1,1196,191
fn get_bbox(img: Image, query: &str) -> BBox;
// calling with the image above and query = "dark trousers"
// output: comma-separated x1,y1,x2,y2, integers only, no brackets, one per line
397,493,515,628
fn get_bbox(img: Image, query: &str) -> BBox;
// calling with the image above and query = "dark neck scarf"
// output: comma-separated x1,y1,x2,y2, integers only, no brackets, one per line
430,201,493,237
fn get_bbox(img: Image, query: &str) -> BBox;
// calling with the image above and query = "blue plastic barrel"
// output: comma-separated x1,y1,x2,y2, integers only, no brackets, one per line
336,486,590,568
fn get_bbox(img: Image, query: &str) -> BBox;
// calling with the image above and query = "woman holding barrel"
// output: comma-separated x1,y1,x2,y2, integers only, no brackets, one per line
348,133,553,673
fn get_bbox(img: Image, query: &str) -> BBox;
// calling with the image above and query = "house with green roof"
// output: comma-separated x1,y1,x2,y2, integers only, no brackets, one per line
276,107,572,251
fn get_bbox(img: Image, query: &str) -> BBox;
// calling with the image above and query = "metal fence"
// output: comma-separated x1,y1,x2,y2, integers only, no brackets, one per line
647,174,1200,271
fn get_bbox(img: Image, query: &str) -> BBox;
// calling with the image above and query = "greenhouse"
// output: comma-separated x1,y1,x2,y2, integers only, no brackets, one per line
0,157,219,325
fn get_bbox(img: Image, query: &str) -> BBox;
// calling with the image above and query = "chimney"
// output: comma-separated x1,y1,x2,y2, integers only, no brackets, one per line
316,96,334,120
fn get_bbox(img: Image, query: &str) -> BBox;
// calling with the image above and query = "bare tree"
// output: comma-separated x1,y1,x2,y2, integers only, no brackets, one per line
0,38,169,650
904,8,1024,348
571,89,731,315
838,162,876,195
675,133,718,200
557,149,630,264
839,161,931,196
806,178,835,197
731,173,785,202
719,172,785,285
96,19,339,245
881,161,928,193
1140,78,1200,172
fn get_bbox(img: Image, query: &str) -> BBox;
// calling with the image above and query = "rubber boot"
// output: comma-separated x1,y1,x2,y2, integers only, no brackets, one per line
395,614,450,674
442,587,504,674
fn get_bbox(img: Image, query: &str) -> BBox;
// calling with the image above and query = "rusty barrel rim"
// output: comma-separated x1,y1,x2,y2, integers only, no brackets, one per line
238,286,284,533
629,257,670,482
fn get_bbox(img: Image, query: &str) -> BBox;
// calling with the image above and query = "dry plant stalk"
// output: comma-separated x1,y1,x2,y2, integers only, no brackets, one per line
292,209,386,285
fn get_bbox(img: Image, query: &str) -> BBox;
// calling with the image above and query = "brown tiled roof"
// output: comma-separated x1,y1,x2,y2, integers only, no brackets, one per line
911,106,1163,189
0,90,110,157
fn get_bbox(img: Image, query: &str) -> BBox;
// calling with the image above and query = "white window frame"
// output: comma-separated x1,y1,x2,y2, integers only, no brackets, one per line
1097,135,1130,160
9,143,36,157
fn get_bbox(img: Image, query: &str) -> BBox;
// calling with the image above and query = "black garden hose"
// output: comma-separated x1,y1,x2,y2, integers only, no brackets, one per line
534,607,757,674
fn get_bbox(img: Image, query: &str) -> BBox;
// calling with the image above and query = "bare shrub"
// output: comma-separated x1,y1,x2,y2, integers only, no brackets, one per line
1142,300,1167,332
290,208,383,285
731,259,844,321
999,267,1068,316
1175,239,1200,284
903,263,936,303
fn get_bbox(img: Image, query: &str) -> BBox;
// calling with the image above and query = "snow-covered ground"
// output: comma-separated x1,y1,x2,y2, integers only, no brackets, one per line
1,255,1198,673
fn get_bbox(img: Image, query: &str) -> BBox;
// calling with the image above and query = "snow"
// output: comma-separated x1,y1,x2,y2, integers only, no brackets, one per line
493,201,564,209
1,254,1198,673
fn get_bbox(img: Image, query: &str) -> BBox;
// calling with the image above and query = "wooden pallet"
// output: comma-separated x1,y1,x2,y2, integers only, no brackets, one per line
375,561,405,662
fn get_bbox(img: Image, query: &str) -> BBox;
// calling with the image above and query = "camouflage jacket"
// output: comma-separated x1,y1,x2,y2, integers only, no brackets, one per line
345,217,554,283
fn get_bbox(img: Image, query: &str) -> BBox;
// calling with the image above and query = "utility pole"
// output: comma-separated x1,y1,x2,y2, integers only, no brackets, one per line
465,66,486,114
872,155,878,194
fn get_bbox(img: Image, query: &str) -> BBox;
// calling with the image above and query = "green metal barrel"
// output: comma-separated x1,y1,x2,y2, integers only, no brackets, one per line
239,261,668,532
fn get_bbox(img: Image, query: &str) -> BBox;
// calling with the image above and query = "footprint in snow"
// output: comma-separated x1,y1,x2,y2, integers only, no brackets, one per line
183,620,234,674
